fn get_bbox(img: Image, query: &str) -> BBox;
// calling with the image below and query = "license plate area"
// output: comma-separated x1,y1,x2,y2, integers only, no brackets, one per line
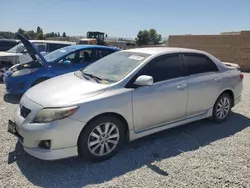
7,120,23,142
8,120,17,135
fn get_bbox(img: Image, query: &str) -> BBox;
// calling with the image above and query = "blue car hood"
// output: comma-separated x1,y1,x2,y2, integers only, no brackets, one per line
16,33,48,66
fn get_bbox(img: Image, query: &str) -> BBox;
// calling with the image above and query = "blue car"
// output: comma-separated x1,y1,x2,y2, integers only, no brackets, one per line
3,33,119,94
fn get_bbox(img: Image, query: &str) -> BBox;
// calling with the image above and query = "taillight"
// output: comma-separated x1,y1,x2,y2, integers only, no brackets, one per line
240,72,244,81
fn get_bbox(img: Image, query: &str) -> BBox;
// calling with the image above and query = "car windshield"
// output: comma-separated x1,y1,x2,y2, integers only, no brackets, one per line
81,51,150,83
7,43,24,53
44,46,76,63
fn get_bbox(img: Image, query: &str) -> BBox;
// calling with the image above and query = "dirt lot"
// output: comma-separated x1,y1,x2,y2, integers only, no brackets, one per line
0,74,250,188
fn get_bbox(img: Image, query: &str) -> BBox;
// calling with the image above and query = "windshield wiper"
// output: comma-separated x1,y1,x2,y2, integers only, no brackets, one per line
81,72,106,83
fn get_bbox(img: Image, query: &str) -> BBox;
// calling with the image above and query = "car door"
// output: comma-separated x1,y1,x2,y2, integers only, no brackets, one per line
49,51,76,76
131,54,188,132
182,53,223,117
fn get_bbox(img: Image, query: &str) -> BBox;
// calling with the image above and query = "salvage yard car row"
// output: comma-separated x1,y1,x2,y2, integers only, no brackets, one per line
3,33,243,162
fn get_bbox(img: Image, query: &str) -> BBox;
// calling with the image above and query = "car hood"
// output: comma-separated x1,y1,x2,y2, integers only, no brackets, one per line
24,73,109,107
16,33,48,66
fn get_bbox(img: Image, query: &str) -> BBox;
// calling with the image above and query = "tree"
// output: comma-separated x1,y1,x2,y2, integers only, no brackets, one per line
135,30,150,46
148,29,162,44
62,32,66,37
36,26,42,34
58,32,60,37
36,32,44,40
135,29,162,45
17,28,25,35
26,30,36,39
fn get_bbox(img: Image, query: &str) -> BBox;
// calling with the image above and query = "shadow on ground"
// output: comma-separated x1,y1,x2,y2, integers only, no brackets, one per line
3,93,22,104
8,112,250,188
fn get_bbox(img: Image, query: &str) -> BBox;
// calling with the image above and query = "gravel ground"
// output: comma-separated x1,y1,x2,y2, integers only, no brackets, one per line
0,74,250,188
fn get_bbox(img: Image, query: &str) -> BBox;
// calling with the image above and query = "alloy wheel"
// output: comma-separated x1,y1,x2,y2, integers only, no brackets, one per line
87,122,120,156
216,97,230,120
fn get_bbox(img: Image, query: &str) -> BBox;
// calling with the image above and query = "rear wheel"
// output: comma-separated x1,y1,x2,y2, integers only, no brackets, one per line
78,115,125,162
212,93,232,123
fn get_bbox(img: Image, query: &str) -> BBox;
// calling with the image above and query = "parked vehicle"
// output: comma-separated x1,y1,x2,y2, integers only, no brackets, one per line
78,31,106,45
0,39,20,51
8,47,243,161
3,33,119,94
0,38,76,80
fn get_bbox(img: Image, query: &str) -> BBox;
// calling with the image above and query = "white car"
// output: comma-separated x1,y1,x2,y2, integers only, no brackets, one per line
8,47,243,161
0,40,76,80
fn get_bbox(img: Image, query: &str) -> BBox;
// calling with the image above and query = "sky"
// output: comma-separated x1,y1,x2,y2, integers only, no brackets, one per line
0,0,249,38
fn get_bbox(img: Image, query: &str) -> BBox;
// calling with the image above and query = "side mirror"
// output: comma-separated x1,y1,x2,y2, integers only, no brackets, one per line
61,59,71,65
134,75,153,86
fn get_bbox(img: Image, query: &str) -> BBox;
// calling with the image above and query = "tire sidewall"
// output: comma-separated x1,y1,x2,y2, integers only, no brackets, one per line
213,93,232,123
78,115,126,162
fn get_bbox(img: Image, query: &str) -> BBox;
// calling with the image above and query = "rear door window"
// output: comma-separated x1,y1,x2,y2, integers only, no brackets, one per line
183,53,218,75
97,49,116,59
78,49,98,63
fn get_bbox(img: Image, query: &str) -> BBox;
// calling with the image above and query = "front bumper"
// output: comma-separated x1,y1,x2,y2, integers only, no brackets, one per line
3,74,29,94
11,95,86,160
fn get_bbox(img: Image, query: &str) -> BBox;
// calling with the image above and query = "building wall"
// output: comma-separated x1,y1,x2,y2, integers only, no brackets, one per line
169,31,250,71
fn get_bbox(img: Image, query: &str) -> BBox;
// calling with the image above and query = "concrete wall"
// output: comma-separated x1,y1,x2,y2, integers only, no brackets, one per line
169,31,250,71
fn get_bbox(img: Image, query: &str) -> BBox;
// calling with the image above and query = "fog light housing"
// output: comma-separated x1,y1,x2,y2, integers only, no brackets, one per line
38,140,51,149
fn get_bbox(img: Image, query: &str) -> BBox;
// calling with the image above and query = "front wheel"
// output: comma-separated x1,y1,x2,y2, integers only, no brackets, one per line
212,93,232,123
78,115,125,162
0,65,11,81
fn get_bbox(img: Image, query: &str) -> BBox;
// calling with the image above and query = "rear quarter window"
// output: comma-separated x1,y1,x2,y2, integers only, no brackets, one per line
183,53,219,75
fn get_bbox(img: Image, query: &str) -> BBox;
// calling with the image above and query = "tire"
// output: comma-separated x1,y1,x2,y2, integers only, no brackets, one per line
78,115,126,162
212,93,232,123
0,64,11,81
31,78,48,87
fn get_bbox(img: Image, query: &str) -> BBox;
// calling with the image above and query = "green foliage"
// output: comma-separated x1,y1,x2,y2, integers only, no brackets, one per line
136,29,162,46
62,32,66,37
135,30,149,45
44,32,58,38
0,31,15,39
0,26,64,40
36,33,44,40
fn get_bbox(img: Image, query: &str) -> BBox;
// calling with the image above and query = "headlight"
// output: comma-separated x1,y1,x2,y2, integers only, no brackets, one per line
33,106,79,123
11,68,38,77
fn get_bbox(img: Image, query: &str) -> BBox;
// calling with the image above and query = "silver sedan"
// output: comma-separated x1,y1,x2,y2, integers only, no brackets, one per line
8,47,243,161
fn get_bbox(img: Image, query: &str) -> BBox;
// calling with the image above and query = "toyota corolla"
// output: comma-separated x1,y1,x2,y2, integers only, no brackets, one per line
8,47,243,161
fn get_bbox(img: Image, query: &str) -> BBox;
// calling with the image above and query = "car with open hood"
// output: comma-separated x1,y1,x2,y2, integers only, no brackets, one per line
0,37,75,80
3,33,119,94
7,47,243,161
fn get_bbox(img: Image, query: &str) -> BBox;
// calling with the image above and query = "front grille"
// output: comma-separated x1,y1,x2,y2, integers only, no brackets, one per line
20,105,31,118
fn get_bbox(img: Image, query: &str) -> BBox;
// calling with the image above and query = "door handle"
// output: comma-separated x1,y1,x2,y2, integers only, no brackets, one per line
215,77,222,82
177,84,187,90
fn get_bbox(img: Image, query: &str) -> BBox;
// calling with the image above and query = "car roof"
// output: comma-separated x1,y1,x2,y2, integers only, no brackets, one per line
0,39,20,42
124,47,207,55
62,45,119,51
29,40,76,44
